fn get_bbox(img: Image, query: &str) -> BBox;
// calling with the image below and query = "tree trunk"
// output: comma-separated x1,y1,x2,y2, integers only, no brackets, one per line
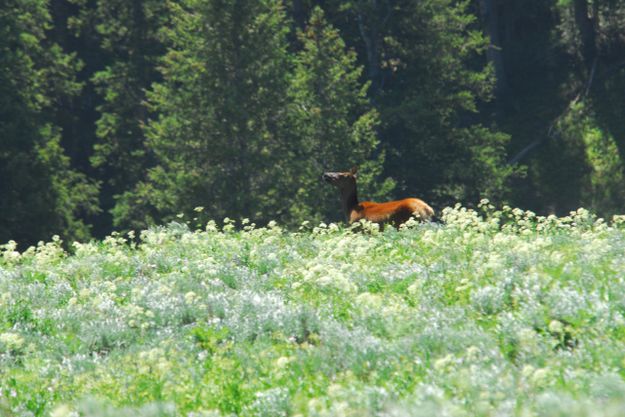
573,0,597,70
357,11,381,95
355,0,393,96
479,0,508,99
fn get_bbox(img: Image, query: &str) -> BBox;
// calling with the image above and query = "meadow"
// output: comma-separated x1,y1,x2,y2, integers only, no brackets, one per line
3,203,625,417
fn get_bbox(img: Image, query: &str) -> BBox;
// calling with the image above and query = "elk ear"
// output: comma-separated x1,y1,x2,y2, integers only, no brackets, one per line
350,166,358,176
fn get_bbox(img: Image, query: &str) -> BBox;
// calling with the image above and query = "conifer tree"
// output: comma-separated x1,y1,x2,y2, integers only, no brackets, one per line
0,0,99,246
376,0,515,205
113,0,293,229
283,7,393,224
63,0,169,233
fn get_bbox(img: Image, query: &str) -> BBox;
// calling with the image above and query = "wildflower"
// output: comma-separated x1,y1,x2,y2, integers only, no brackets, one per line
327,383,343,397
465,346,481,361
530,368,550,387
185,291,198,304
521,365,535,379
517,328,538,352
434,354,455,372
0,332,24,351
1,240,20,263
223,217,235,232
275,356,292,368
548,320,564,334
356,292,382,309
50,404,74,417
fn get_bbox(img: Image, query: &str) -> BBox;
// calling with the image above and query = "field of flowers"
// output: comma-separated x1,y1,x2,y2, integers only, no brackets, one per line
3,203,625,416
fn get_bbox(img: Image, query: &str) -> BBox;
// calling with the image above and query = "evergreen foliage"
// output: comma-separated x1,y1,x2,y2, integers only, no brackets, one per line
0,0,99,246
489,0,625,217
113,0,294,230
1,0,625,243
86,1,169,218
281,7,392,224
369,0,517,204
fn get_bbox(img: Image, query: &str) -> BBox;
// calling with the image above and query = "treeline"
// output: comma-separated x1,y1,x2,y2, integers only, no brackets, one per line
2,0,625,246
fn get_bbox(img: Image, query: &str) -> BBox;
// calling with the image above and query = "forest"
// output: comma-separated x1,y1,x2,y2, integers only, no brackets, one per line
2,0,625,246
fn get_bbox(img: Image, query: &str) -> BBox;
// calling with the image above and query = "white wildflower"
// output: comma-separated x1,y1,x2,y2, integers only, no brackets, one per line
0,332,24,351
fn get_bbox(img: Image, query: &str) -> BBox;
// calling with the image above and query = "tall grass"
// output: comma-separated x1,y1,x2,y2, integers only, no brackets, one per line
2,203,625,416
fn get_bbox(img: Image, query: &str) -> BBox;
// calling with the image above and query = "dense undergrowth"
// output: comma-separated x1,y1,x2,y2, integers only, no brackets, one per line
3,203,625,416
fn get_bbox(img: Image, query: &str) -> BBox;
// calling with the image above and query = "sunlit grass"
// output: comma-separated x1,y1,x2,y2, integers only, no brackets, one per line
2,203,625,416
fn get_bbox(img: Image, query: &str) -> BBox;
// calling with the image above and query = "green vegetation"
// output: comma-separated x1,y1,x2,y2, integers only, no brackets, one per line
0,0,99,244
3,206,625,416
3,2,625,414
3,0,625,246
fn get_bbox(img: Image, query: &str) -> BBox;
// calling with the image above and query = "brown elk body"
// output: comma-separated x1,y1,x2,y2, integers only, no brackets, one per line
322,167,434,227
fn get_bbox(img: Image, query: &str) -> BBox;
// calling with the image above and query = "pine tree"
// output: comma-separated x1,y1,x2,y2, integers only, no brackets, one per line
481,0,625,216
371,0,515,205
283,7,393,224
0,0,99,246
61,0,169,233
113,0,293,229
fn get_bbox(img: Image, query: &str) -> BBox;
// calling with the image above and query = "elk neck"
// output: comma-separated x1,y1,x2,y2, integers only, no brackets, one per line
339,182,359,221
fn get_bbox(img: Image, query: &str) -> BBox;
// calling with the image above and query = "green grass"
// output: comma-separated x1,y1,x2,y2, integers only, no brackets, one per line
2,205,625,416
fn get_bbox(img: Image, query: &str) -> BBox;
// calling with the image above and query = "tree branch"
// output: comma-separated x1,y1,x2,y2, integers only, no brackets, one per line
507,56,601,166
